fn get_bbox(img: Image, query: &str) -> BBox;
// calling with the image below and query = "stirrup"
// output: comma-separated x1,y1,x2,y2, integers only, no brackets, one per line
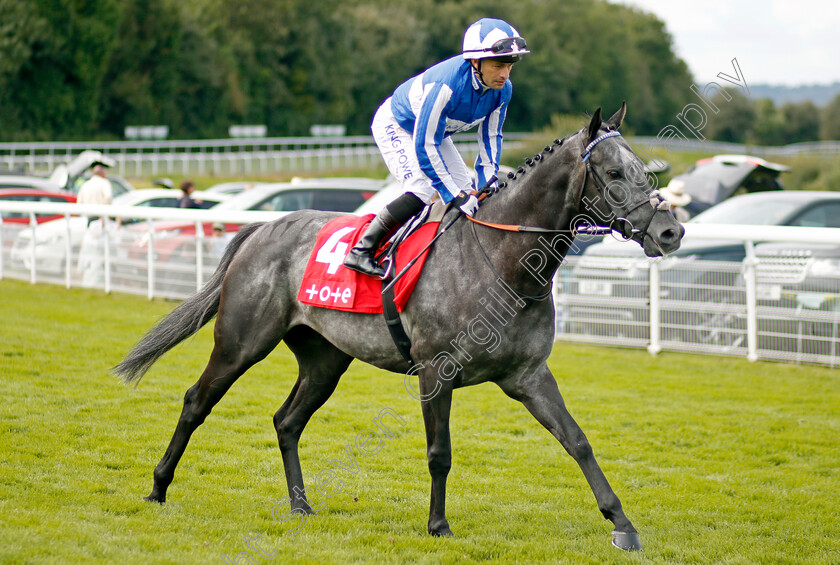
380,256,395,280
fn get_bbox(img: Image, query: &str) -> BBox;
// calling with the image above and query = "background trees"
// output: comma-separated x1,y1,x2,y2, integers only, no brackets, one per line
0,0,836,143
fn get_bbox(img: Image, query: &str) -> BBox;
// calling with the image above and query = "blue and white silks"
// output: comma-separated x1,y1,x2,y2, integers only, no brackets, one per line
382,55,510,203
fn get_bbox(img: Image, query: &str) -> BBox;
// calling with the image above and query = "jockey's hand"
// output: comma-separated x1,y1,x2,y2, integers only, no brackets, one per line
454,191,479,217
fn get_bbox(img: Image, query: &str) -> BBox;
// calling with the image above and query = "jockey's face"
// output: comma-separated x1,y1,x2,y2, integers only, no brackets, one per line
473,59,514,89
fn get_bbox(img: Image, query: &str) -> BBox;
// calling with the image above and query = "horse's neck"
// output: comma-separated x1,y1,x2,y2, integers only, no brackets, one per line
458,141,584,291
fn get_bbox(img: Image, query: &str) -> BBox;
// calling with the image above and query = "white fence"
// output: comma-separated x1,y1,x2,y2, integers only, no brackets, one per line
2,200,839,367
630,137,840,158
0,134,533,178
0,201,286,300
557,223,840,368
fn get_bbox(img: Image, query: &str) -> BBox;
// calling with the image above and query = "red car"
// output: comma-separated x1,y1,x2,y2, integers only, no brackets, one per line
0,188,77,224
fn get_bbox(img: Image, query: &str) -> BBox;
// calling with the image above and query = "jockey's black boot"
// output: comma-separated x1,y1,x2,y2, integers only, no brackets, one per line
343,192,426,277
343,208,400,277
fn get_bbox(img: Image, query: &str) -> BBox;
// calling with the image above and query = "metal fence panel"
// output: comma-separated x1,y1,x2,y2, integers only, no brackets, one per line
3,200,839,368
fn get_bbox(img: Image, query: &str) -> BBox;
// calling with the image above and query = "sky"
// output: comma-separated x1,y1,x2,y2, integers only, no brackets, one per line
614,0,840,86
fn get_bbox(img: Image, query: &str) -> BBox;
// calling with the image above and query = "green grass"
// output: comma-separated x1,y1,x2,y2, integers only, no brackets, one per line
1,279,838,564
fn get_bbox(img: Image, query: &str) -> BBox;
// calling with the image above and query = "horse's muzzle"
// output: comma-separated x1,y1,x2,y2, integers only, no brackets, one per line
642,214,684,257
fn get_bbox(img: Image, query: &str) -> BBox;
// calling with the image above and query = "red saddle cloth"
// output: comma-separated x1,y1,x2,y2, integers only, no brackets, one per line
297,214,440,314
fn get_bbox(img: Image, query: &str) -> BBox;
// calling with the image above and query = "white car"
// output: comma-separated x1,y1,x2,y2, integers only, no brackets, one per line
353,166,516,215
10,189,230,274
210,177,385,214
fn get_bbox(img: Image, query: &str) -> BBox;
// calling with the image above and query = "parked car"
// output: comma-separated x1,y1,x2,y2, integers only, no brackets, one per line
747,241,840,357
9,189,230,274
0,175,63,191
353,167,514,216
213,177,384,214
68,172,135,198
138,177,385,243
1,150,133,198
203,181,266,195
566,191,840,346
0,188,77,225
114,178,385,291
668,154,790,218
108,188,230,211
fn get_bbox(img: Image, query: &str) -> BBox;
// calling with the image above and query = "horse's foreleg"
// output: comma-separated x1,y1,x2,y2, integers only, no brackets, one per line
419,378,454,537
499,366,641,551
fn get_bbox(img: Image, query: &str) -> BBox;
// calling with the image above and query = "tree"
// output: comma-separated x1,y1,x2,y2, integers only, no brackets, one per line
0,0,121,140
706,88,755,143
97,0,185,138
751,99,785,146
820,93,840,141
780,101,820,144
0,0,702,140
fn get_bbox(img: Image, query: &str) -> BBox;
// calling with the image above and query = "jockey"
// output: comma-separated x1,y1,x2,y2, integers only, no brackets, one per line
343,18,530,277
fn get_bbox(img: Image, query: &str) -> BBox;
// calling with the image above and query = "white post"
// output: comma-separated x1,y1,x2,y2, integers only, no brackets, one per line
147,222,156,300
647,260,661,356
64,212,72,288
744,241,758,362
29,212,37,284
195,220,204,291
0,217,4,280
103,220,111,294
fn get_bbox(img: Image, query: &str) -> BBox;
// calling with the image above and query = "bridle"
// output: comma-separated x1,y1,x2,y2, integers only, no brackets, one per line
579,130,666,243
467,129,665,242
466,128,668,300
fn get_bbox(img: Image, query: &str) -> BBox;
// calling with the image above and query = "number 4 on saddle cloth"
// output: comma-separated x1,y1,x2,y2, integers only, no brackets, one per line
297,212,441,313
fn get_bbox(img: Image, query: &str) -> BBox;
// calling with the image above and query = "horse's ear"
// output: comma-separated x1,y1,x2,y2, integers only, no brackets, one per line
606,101,626,130
586,108,602,145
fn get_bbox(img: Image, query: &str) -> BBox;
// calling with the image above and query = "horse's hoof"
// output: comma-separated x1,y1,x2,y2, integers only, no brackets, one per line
611,530,642,551
143,493,165,504
429,522,454,537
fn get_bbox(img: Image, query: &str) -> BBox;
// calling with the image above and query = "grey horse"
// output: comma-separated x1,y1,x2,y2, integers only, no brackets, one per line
115,104,683,551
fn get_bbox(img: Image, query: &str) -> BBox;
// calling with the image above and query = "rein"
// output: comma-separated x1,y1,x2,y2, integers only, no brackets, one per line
467,129,661,239
466,128,664,301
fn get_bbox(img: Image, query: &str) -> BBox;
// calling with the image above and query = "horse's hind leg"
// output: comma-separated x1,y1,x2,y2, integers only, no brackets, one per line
146,312,286,503
498,365,642,551
274,326,352,513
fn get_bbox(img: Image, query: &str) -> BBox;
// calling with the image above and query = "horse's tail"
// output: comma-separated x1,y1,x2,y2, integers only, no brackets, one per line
113,222,265,385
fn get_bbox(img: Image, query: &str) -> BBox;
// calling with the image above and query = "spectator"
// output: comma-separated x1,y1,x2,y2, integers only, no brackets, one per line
660,180,692,222
178,179,202,208
207,222,233,257
77,165,112,206
76,165,114,287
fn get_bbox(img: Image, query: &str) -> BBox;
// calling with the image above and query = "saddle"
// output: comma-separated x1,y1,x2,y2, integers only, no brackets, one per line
296,209,441,315
375,198,449,277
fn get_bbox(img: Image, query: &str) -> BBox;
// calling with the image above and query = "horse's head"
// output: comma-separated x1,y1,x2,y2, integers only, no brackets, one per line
577,103,684,257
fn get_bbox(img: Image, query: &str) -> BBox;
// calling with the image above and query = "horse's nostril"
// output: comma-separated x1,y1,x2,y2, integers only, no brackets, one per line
660,228,679,242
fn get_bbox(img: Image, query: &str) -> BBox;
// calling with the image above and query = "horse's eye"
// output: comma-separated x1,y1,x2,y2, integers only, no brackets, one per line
606,170,621,180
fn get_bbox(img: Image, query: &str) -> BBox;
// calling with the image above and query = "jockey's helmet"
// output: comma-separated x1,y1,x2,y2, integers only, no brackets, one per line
462,18,529,63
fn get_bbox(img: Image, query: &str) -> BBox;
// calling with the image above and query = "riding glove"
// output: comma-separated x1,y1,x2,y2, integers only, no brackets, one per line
454,192,479,217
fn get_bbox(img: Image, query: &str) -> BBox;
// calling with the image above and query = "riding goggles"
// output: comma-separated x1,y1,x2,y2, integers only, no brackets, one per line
465,37,529,57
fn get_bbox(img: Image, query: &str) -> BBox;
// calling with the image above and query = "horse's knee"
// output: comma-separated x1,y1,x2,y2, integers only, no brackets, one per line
427,446,451,476
566,436,594,462
275,417,302,453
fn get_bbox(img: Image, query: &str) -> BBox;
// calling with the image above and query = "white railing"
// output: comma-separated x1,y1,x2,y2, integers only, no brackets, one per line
0,201,286,300
3,200,839,367
0,134,533,177
632,137,840,157
557,223,840,368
